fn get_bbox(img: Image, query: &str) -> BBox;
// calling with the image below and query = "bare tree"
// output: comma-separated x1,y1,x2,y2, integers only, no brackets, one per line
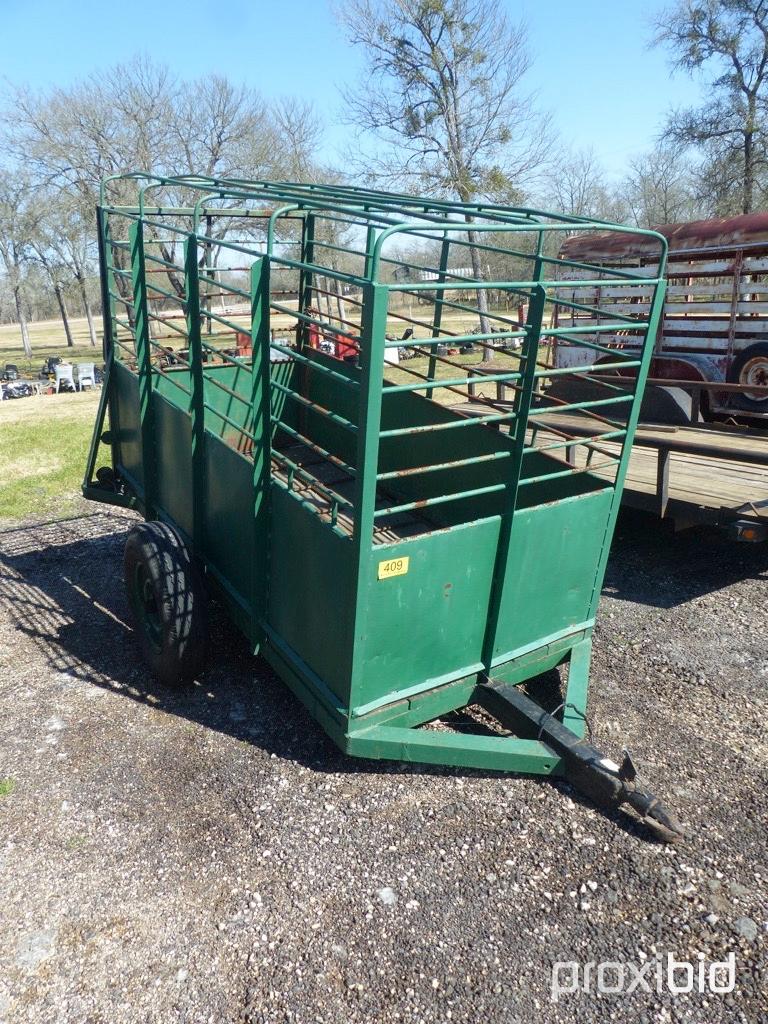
7,57,175,208
28,248,75,347
28,193,99,345
541,147,623,225
655,0,768,214
27,200,78,348
619,144,699,226
272,97,324,180
53,201,99,347
0,181,35,357
338,0,549,360
167,74,276,180
4,60,323,325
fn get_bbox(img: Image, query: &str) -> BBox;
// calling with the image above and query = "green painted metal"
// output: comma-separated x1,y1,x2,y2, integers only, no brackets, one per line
84,175,667,778
129,219,158,518
562,637,592,739
346,724,562,775
184,236,206,550
426,233,451,384
481,283,545,670
250,256,272,650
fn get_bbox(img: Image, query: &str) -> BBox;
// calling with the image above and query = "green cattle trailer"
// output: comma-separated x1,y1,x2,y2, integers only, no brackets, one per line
84,175,683,841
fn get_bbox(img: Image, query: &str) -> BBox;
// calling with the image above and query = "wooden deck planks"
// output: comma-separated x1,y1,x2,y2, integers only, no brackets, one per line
455,401,768,522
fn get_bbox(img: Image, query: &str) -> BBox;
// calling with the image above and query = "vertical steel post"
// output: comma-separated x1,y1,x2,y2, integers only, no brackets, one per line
296,213,316,442
427,233,451,384
96,207,116,364
562,637,592,738
130,218,158,517
363,225,376,279
250,256,272,651
480,281,545,671
352,282,388,545
83,207,118,489
348,281,389,692
185,235,206,550
297,213,316,351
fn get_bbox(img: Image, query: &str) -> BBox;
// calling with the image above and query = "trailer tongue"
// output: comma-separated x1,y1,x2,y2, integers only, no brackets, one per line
480,681,684,842
84,174,682,842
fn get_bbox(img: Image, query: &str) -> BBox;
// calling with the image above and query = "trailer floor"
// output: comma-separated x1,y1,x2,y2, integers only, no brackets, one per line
538,413,768,528
0,508,765,1024
272,438,434,542
458,401,768,529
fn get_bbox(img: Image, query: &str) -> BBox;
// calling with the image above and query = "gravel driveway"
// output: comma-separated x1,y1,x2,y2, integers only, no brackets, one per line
0,507,765,1023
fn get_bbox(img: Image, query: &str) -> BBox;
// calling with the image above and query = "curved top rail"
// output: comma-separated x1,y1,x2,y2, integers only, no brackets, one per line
98,173,668,293
99,173,667,245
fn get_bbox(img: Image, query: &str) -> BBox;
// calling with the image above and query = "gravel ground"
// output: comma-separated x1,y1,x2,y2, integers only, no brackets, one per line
0,506,765,1024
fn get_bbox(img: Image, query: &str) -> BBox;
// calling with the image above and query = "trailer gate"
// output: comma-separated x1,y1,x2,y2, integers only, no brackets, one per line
84,176,682,841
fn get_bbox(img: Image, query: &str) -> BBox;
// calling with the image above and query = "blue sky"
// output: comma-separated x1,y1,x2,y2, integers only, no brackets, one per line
1,0,704,180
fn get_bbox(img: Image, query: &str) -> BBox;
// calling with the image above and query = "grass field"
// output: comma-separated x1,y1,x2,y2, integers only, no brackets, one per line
0,316,105,372
0,302,522,374
0,390,100,521
0,303,534,521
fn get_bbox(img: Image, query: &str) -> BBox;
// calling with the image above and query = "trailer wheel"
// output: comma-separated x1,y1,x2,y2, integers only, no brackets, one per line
123,521,207,686
728,343,768,410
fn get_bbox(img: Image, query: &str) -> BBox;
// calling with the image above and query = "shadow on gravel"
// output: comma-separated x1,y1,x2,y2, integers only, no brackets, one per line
0,512,336,769
604,508,768,608
0,510,703,844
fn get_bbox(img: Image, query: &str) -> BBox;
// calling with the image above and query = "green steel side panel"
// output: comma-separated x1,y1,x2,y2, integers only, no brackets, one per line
111,361,144,493
299,350,360,467
347,488,611,715
152,393,193,538
130,220,158,516
491,487,613,663
267,485,356,706
355,673,481,730
151,362,297,441
354,636,584,732
152,368,190,410
350,518,500,711
202,433,255,610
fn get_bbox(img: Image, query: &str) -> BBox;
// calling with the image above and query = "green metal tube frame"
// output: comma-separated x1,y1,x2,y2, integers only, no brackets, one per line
84,175,668,778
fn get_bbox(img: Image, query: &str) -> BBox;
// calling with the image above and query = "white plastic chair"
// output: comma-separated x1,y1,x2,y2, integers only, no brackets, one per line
76,362,96,390
54,364,75,393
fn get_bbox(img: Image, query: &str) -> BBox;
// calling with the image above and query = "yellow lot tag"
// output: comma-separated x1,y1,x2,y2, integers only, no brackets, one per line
377,556,410,580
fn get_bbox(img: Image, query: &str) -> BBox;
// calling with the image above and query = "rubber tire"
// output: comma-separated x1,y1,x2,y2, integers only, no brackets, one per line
727,342,768,411
123,521,207,686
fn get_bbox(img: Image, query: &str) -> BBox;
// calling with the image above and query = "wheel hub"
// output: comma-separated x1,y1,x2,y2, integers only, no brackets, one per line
133,563,162,648
739,354,768,402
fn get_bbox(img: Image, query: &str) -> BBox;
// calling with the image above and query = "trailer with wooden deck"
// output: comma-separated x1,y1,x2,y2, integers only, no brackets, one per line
546,215,768,537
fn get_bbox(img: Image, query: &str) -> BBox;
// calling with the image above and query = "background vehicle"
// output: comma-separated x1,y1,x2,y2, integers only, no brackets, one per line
555,213,768,423
546,216,768,540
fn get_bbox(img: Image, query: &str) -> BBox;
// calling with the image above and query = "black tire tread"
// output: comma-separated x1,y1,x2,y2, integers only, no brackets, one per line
123,521,207,686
